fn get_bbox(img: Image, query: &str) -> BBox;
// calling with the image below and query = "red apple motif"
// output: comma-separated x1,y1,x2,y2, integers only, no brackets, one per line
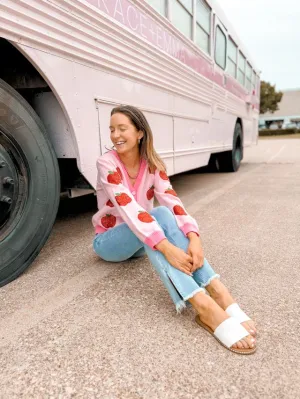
159,171,169,180
147,185,155,200
165,187,177,197
138,211,154,223
107,170,122,185
173,205,186,216
115,192,132,206
116,167,122,180
101,214,116,228
106,199,114,207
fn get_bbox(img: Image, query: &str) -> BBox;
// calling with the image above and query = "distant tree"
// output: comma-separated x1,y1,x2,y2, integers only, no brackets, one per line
260,81,283,114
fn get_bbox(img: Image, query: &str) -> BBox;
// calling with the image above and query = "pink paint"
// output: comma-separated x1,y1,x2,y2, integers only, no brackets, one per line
85,0,258,105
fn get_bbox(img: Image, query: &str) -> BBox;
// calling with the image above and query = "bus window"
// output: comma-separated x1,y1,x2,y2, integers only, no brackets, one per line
215,26,226,69
227,38,237,78
238,51,246,86
180,0,193,13
196,0,211,54
252,71,257,91
170,0,193,39
246,62,252,91
146,0,167,17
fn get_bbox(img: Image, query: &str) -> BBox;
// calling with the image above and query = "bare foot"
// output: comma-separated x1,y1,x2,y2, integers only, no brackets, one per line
189,292,256,350
205,279,257,337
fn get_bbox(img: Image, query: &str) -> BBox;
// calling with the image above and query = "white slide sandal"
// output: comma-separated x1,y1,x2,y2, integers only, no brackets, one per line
225,303,256,337
195,315,257,355
225,303,251,323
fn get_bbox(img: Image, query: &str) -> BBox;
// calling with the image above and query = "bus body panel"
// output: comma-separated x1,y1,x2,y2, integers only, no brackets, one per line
0,0,260,187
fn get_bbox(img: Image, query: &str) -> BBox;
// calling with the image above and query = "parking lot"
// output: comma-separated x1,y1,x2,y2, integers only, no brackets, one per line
1,138,299,398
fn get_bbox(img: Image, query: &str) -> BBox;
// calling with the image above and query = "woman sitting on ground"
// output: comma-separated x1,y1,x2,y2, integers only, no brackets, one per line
92,105,257,355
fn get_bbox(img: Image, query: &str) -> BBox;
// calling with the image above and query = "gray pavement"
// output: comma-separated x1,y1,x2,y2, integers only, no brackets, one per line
1,139,300,398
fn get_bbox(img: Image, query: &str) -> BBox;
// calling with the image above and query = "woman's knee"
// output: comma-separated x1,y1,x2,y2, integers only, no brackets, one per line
150,206,174,222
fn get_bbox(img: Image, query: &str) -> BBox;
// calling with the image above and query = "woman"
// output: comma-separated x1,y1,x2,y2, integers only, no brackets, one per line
92,105,257,355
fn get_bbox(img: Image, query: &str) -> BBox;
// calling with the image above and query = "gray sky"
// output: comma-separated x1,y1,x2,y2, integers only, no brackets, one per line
221,0,300,90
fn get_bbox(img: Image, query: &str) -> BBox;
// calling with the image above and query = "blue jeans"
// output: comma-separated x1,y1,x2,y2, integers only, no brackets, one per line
93,206,220,312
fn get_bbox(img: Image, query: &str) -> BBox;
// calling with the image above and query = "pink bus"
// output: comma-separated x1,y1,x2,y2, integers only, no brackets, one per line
0,0,260,286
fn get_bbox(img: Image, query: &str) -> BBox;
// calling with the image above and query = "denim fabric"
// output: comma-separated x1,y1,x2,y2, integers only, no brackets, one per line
93,206,220,312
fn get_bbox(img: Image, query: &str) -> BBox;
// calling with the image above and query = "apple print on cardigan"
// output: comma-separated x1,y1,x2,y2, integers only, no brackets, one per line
147,185,155,200
101,214,116,228
107,170,122,185
116,167,122,179
115,192,132,206
138,211,155,223
165,187,177,197
159,171,169,181
106,199,114,207
173,205,187,216
92,151,200,248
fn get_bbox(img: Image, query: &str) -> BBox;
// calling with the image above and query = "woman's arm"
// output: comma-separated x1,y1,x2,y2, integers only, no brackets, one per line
154,171,204,272
96,157,166,250
154,170,200,237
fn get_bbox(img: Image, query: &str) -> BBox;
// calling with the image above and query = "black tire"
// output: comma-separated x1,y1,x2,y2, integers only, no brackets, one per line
217,122,243,172
206,153,220,172
0,78,60,287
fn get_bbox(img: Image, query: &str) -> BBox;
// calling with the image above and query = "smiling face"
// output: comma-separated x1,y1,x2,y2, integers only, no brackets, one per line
109,113,143,155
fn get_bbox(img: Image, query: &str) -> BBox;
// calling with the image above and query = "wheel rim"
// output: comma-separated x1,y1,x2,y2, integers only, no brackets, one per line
0,129,29,241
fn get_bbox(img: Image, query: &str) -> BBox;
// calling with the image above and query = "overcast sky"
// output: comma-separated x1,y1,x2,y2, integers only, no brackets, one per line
221,0,300,90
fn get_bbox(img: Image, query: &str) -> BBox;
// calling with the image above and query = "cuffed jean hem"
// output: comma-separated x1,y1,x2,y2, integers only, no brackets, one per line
176,300,187,314
200,274,220,288
175,287,205,314
183,287,205,301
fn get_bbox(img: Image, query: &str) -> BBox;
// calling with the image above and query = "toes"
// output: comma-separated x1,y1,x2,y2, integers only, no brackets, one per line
249,322,257,336
248,320,257,334
246,335,256,349
242,321,257,337
232,336,256,351
241,339,249,349
236,341,243,349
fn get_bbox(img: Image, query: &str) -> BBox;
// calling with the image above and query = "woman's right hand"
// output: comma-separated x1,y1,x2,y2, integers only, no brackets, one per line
155,239,193,276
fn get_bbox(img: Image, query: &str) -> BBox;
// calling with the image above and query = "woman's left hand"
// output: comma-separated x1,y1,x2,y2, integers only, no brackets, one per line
187,233,204,273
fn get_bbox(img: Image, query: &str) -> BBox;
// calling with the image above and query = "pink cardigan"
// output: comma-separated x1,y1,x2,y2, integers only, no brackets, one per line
92,150,199,250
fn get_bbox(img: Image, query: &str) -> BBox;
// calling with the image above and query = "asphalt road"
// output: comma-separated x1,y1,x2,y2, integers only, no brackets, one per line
1,139,300,399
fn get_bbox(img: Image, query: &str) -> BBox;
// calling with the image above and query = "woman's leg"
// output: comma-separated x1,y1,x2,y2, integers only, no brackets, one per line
130,248,146,258
150,207,220,294
205,279,257,335
145,207,206,312
93,223,143,262
149,207,255,350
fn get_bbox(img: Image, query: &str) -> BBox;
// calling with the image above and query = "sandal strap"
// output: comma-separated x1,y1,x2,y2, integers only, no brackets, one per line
214,317,249,348
226,303,251,323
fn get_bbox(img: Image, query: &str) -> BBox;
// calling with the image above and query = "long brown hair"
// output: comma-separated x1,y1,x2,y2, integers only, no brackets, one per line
111,105,166,172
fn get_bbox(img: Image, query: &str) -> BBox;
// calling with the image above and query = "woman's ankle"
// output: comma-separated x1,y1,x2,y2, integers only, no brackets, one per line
190,293,228,330
206,280,235,309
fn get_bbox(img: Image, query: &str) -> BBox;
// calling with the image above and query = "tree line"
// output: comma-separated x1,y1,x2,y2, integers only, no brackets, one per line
259,81,283,114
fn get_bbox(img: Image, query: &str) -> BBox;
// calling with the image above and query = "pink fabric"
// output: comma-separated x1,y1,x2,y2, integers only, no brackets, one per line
181,223,200,237
92,150,200,250
144,231,166,250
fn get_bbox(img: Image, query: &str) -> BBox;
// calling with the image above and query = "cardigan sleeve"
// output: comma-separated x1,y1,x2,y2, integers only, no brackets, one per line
96,157,166,250
154,169,199,237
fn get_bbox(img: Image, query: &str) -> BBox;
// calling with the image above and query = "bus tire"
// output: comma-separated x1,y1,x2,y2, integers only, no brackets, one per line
0,78,60,287
207,153,220,172
218,122,243,172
